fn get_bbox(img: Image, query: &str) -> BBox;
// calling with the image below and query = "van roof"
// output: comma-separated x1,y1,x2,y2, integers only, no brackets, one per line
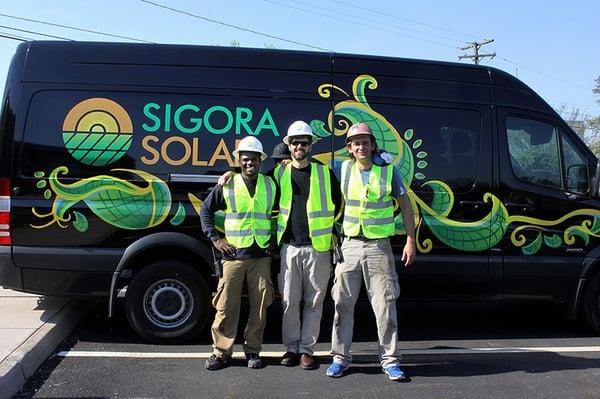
16,41,554,114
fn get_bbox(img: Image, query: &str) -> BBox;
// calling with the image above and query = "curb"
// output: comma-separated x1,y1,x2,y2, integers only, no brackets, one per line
0,300,92,399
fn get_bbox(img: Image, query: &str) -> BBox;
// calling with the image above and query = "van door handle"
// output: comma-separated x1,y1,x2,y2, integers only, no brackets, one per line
505,202,535,212
458,200,485,211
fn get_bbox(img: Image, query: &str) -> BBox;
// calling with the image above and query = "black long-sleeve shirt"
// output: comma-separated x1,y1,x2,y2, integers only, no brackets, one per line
280,163,342,246
200,175,276,260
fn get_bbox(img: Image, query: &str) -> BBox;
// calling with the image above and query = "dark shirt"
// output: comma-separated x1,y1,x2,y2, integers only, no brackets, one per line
200,175,274,260
280,163,342,246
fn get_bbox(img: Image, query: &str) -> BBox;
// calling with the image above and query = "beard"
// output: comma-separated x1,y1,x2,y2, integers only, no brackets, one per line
292,150,308,161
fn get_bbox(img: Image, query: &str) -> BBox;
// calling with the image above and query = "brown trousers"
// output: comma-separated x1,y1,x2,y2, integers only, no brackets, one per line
210,257,274,357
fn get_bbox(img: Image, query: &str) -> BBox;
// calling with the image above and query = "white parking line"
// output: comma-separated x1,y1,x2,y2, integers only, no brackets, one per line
56,346,600,359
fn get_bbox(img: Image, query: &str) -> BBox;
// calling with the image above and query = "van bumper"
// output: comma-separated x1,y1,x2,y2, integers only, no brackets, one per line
1,246,123,296
0,246,22,290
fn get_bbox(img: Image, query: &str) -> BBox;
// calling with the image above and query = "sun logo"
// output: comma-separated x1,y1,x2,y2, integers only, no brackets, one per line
62,98,133,166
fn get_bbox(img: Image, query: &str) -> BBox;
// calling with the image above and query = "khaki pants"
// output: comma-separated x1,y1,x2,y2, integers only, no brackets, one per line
211,257,274,358
279,243,331,355
330,237,401,368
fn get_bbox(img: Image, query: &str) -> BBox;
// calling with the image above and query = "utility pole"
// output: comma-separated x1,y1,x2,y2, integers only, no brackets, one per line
458,39,496,65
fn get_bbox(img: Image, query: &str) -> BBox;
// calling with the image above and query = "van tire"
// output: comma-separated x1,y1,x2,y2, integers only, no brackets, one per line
125,260,210,343
584,272,600,334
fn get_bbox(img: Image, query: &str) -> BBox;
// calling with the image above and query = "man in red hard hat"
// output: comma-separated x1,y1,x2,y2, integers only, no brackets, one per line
326,122,416,382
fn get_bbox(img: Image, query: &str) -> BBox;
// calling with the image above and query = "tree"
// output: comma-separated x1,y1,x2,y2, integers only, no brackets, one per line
556,104,590,139
591,76,600,155
556,103,600,156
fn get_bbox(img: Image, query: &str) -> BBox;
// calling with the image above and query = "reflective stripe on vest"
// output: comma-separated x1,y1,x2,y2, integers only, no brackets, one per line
223,173,275,248
341,160,395,239
276,163,335,251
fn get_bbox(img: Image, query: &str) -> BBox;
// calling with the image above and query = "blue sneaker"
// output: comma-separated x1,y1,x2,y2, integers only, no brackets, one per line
326,362,348,378
383,365,407,381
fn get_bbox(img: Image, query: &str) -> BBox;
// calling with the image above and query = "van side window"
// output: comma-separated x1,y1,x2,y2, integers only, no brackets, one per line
561,133,589,194
506,117,561,189
400,107,480,193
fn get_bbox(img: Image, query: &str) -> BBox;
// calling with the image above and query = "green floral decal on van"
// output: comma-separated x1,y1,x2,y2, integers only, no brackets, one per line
29,75,600,255
310,74,600,255
31,167,185,232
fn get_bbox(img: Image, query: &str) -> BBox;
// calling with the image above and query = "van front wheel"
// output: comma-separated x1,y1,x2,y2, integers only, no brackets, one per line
584,272,600,334
125,260,210,343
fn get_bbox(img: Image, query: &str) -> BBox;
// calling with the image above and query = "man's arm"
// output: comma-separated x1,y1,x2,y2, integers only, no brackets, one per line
391,166,416,267
398,194,416,267
329,170,343,219
200,185,237,257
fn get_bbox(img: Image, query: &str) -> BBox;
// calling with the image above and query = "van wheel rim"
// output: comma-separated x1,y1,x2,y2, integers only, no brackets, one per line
143,279,193,329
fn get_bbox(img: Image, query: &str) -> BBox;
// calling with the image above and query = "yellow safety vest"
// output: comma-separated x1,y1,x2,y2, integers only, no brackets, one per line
341,160,395,239
223,173,276,248
276,163,335,251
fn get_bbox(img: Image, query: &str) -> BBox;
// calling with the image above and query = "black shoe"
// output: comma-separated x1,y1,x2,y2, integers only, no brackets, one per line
280,351,300,367
246,353,263,369
205,355,230,370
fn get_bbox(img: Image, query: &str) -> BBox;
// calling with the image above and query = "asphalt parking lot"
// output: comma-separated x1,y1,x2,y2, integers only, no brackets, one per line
14,300,600,399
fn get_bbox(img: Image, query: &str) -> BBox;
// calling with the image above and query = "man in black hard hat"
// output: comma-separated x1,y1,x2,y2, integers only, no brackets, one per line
271,142,291,164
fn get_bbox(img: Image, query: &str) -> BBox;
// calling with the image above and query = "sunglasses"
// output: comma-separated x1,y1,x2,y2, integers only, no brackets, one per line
290,140,310,147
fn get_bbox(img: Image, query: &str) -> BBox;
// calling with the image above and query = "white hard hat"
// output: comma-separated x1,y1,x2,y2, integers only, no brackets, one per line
232,136,267,160
283,120,319,145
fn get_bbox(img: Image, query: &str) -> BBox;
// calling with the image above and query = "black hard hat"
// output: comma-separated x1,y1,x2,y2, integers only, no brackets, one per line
271,142,291,160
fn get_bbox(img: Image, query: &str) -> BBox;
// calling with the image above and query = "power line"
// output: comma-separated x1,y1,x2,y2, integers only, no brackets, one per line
548,99,600,110
0,24,72,41
140,0,330,51
0,32,28,42
496,56,590,91
264,0,456,49
319,3,594,96
266,0,459,45
330,0,480,40
0,13,152,43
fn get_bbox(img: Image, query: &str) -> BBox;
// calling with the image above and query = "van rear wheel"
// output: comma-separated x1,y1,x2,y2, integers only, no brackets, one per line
125,260,210,343
584,272,600,334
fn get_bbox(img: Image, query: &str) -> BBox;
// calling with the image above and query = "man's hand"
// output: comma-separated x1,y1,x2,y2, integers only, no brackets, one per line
267,237,278,254
217,171,234,186
212,238,236,257
401,239,416,267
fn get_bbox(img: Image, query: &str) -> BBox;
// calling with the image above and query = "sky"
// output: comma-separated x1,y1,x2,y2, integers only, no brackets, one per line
1,0,599,120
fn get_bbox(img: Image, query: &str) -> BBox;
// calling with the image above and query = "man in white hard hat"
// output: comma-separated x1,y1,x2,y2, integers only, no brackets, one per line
200,136,277,370
326,122,416,381
276,120,342,370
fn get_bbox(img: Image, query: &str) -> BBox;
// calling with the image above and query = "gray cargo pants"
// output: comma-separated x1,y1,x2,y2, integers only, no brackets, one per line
330,237,401,368
279,243,331,355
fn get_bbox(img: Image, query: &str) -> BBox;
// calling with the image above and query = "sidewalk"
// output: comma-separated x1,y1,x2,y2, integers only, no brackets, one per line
0,288,90,399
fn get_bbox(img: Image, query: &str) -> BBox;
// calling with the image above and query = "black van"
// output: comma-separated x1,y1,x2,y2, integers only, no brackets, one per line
2,41,600,342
